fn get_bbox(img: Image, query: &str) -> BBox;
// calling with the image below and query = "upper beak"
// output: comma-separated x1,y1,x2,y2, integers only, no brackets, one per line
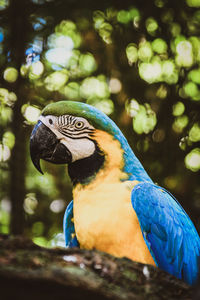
30,120,72,174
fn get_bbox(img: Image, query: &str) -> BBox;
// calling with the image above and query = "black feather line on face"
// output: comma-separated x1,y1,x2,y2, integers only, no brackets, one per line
57,115,94,138
60,128,94,135
57,129,95,140
58,115,75,126
71,119,76,126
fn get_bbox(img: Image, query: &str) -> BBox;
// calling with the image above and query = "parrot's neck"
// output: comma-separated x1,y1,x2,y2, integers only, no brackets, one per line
120,137,152,183
68,146,105,185
68,129,152,187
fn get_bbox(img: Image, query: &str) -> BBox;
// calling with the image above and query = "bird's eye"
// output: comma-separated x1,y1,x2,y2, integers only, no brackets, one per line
49,118,53,125
75,121,84,129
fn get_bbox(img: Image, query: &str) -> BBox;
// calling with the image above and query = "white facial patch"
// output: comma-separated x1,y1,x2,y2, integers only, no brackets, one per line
60,137,95,162
39,114,96,162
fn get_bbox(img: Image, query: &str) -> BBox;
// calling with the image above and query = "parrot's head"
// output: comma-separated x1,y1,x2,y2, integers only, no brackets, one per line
30,101,130,185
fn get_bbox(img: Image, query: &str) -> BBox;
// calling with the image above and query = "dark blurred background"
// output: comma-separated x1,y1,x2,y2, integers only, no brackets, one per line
0,0,200,247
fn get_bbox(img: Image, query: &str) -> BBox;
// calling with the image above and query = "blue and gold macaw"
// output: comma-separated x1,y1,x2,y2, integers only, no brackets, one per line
30,100,200,285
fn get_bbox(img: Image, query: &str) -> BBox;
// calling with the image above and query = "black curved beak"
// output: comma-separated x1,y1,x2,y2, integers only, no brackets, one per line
30,120,72,174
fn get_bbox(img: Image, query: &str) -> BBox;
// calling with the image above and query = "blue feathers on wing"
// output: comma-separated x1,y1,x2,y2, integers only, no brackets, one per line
131,181,200,285
63,200,79,248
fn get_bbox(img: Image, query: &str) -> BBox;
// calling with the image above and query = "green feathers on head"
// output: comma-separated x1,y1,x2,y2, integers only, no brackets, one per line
42,100,117,135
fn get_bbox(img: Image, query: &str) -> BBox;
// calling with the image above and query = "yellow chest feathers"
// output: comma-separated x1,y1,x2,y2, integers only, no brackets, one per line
73,180,155,266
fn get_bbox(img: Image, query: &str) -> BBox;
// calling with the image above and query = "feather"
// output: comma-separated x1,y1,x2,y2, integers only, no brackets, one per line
63,200,79,248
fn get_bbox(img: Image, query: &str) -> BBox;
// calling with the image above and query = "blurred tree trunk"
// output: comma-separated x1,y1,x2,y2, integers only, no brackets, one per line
9,0,32,234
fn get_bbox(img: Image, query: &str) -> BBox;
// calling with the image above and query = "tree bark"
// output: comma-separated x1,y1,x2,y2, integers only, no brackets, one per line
0,235,194,300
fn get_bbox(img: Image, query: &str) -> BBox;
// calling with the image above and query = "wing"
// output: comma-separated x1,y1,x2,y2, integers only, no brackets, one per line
63,200,79,248
131,182,200,285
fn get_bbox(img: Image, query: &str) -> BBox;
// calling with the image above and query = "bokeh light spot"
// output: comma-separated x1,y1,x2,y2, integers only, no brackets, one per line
30,61,44,78
3,67,18,83
189,123,200,142
3,131,15,149
188,68,200,84
126,99,140,117
152,38,167,54
0,144,11,161
132,104,157,134
109,78,122,94
23,105,41,123
48,34,74,50
24,193,38,215
45,48,73,68
126,44,138,64
185,148,200,171
80,76,110,99
162,60,174,75
93,10,105,29
146,17,158,34
50,199,65,213
79,53,97,74
61,82,80,100
117,10,131,24
172,102,185,116
139,61,162,83
176,40,193,67
44,71,69,91
172,115,189,133
184,81,199,97
93,99,114,115
138,41,153,61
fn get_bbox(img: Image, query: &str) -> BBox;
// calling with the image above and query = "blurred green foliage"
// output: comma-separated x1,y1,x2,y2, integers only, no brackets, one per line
0,0,200,247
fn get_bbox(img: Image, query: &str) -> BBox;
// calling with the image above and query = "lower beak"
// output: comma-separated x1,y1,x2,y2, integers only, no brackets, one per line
30,121,72,174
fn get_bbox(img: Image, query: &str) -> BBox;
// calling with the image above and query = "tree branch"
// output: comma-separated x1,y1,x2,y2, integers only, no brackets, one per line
0,235,194,300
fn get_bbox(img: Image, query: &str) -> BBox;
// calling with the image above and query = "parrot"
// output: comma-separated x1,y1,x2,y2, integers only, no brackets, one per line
30,100,200,285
